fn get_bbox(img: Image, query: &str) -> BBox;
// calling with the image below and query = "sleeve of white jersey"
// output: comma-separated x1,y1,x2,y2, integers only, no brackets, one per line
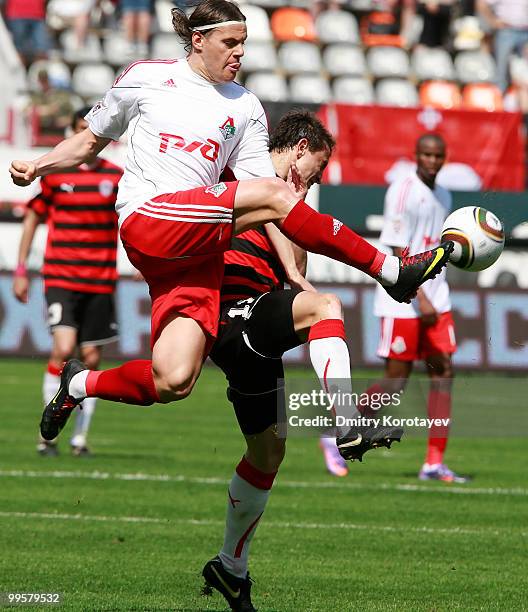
226,95,275,179
379,180,414,249
85,64,141,141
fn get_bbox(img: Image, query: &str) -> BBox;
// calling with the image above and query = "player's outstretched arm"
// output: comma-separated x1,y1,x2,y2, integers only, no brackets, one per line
9,128,111,186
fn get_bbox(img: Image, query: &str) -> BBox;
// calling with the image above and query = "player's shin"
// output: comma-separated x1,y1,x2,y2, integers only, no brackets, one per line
308,319,360,438
280,200,399,285
219,457,277,579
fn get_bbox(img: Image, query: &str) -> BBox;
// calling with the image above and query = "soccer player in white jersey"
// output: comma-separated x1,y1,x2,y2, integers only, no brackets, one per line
11,0,450,520
371,134,469,484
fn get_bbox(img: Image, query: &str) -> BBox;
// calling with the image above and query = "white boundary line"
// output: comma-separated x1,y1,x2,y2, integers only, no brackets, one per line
0,511,523,538
1,469,527,497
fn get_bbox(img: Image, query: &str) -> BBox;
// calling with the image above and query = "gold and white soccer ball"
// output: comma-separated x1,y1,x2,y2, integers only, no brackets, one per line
441,206,505,271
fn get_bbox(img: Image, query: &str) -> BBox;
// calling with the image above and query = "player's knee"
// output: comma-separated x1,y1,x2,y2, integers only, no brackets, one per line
154,367,197,402
317,293,343,320
51,343,76,363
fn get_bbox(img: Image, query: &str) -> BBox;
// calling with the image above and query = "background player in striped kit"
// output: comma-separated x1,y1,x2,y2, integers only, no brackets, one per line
202,111,377,610
371,133,468,483
12,107,123,456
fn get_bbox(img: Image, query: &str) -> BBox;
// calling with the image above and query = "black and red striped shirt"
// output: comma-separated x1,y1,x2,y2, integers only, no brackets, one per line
27,159,122,294
221,226,287,303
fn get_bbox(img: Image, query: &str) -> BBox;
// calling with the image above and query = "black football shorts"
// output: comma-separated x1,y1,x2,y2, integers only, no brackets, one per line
210,289,303,435
45,287,118,346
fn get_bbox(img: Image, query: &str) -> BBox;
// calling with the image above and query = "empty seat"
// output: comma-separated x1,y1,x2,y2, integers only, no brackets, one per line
72,63,115,99
271,7,317,42
243,4,273,42
316,10,360,44
419,81,461,109
241,41,278,73
103,33,139,65
367,46,410,79
376,78,418,107
151,33,187,59
60,31,103,64
462,83,503,111
244,72,289,102
155,0,177,33
27,59,71,91
332,77,374,104
323,44,366,77
290,75,331,103
412,47,455,81
278,41,322,75
455,51,496,84
510,55,528,85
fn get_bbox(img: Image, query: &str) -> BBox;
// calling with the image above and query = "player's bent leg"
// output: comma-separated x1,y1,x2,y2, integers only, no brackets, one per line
291,291,343,340
151,314,207,403
233,178,453,302
244,424,286,474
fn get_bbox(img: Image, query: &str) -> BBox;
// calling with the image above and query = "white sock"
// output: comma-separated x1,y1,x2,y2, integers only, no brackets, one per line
69,371,89,400
219,460,274,578
71,397,97,446
309,336,359,437
43,372,60,406
379,254,400,286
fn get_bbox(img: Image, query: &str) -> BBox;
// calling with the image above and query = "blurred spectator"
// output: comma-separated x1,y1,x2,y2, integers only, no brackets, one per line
28,68,75,142
3,0,50,66
362,0,416,48
46,0,97,49
416,0,457,48
119,0,153,57
477,0,528,91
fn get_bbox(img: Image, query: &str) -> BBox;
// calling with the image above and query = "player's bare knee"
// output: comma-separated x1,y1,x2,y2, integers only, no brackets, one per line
51,343,75,363
317,293,343,321
154,367,197,402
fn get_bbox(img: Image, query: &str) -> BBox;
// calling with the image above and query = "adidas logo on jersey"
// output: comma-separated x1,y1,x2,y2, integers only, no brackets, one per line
333,219,343,236
161,78,176,87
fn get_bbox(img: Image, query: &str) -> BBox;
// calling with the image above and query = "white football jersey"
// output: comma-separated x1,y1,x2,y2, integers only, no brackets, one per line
86,58,275,225
374,172,452,319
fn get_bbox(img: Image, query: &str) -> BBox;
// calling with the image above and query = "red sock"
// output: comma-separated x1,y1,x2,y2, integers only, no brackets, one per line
47,362,62,376
281,200,385,278
86,360,159,406
426,388,451,465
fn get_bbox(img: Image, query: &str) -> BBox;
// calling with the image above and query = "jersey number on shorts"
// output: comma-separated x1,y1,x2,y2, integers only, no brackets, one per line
47,302,63,326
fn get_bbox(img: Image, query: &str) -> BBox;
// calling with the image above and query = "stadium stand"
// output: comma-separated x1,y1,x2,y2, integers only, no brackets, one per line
376,78,419,107
315,9,360,45
455,50,497,84
244,72,289,102
323,44,366,77
289,74,331,103
333,76,375,104
367,46,410,79
278,41,322,74
462,82,504,112
419,80,462,110
270,7,317,42
412,47,456,82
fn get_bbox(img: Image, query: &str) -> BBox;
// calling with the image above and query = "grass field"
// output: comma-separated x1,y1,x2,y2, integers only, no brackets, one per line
1,358,527,611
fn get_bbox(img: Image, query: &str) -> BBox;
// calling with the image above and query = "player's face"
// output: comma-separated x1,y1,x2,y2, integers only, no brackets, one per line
296,146,331,189
416,139,446,184
197,24,247,83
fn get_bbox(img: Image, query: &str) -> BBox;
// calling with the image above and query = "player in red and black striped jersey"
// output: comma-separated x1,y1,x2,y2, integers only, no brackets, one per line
204,111,403,610
12,107,123,457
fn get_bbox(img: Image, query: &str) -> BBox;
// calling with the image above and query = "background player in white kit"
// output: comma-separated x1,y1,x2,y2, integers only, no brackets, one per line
372,134,468,483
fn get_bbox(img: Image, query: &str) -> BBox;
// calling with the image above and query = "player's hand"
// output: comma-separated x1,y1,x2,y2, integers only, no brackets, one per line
9,160,38,186
418,299,438,326
288,274,316,293
286,163,308,200
13,275,29,303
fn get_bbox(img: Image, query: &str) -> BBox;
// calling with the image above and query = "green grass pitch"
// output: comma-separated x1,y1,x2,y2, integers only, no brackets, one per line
0,358,527,611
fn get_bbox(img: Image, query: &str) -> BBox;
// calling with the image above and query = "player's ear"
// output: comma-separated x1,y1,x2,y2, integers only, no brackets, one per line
191,31,204,51
297,138,308,158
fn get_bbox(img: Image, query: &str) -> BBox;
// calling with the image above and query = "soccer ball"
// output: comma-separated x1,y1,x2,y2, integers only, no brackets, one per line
441,206,505,271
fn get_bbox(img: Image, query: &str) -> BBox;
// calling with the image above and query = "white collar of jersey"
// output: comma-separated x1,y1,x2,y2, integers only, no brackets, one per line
191,21,245,31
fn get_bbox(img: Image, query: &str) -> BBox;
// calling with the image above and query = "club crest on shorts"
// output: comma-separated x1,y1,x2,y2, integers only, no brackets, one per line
205,182,228,198
219,117,236,140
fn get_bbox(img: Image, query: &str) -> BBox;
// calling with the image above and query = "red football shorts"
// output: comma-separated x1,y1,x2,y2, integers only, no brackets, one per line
120,182,238,348
377,312,457,361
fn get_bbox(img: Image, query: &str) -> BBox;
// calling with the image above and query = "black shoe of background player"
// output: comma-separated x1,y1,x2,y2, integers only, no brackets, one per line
40,359,86,441
337,425,404,462
385,241,454,303
202,556,256,612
